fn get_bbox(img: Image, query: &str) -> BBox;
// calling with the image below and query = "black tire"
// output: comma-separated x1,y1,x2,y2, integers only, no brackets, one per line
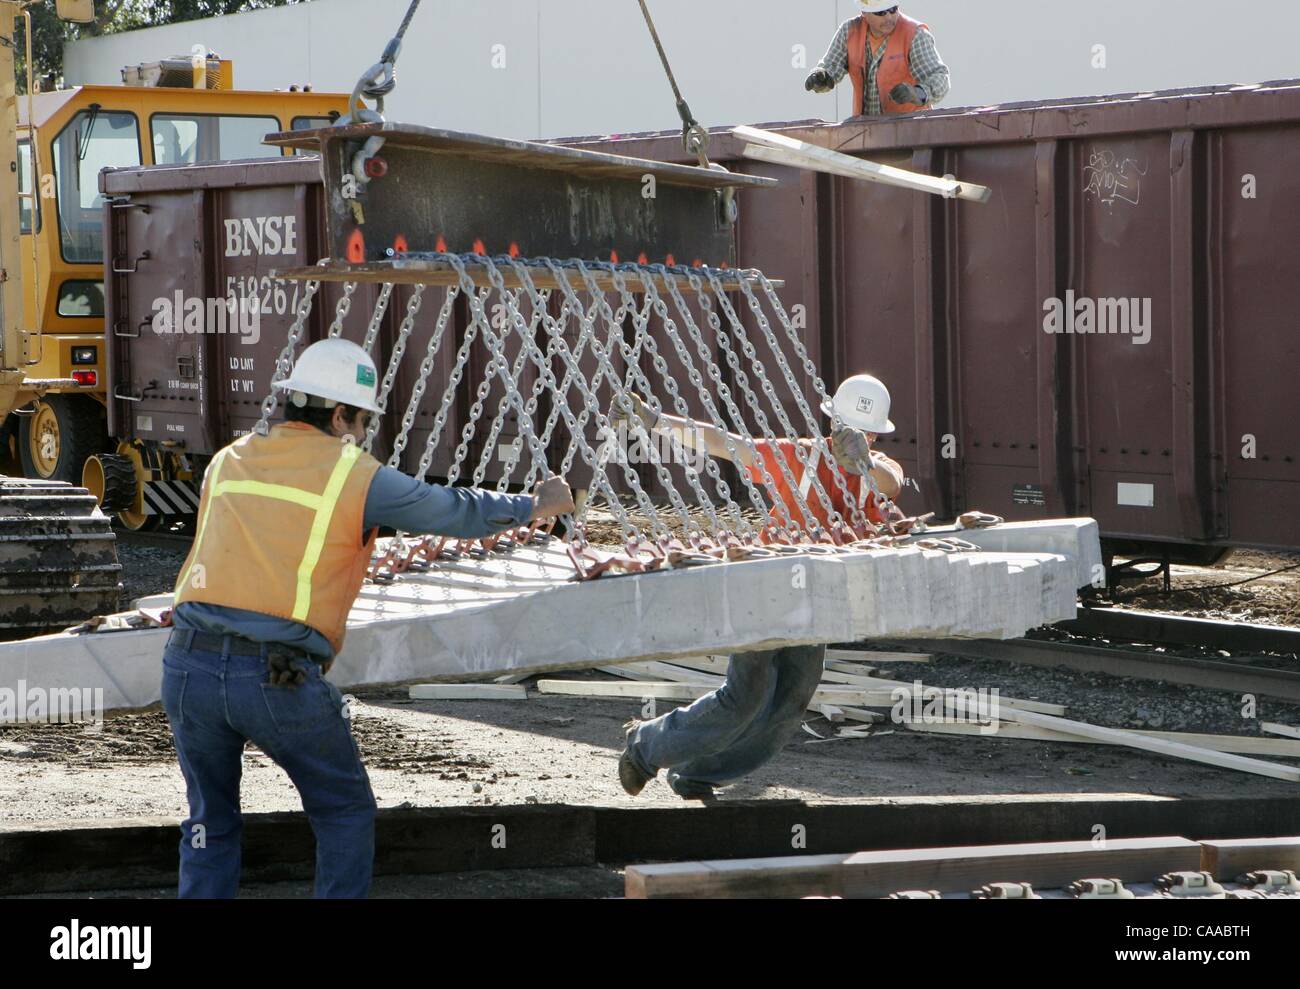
17,395,110,485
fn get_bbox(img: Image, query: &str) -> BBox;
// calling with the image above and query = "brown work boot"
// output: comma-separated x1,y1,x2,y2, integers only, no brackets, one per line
618,720,654,797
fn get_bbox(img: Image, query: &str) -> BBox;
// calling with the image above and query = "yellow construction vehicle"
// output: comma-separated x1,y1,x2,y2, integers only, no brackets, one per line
4,1,348,486
0,0,346,629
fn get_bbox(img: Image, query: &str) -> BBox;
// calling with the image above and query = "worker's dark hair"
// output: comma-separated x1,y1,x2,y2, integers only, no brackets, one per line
284,401,366,433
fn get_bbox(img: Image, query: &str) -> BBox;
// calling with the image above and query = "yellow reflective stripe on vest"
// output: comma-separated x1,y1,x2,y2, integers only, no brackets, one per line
291,444,362,622
178,441,365,620
213,479,325,510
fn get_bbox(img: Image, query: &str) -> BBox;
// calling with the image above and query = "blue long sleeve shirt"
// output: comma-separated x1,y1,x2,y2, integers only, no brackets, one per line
173,466,535,658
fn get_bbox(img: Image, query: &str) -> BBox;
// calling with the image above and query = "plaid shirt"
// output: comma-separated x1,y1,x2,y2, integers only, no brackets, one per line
817,16,951,115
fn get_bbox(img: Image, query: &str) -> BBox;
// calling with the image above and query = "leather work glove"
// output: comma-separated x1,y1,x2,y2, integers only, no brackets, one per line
268,650,313,688
805,68,835,94
831,426,872,475
610,392,659,432
889,82,925,106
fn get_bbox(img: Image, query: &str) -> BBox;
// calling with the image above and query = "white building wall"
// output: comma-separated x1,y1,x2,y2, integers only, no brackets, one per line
64,0,1300,141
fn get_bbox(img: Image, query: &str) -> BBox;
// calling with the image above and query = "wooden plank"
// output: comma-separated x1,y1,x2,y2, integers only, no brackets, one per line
535,680,872,707
819,668,880,685
838,706,887,725
409,684,528,701
866,677,1068,716
825,649,931,664
625,836,1201,899
903,719,1300,757
1200,838,1300,880
597,663,721,685
960,697,1300,783
1262,722,1300,740
734,125,992,204
817,705,845,723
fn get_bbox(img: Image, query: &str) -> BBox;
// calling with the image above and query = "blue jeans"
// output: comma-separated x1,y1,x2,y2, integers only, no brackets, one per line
628,645,826,795
161,632,377,898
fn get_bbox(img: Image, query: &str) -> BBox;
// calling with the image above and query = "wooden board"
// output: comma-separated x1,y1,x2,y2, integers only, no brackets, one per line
535,679,872,707
961,697,1300,783
409,684,528,701
1262,722,1300,740
825,649,931,665
1199,838,1300,880
735,126,992,204
902,719,1300,757
625,836,1201,899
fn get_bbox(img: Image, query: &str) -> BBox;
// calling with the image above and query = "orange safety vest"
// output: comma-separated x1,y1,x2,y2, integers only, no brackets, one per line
847,13,927,116
174,422,382,655
747,438,897,538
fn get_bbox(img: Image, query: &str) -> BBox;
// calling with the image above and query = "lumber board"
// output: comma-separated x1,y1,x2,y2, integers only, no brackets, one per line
1262,722,1300,740
865,677,1068,716
819,668,881,685
597,663,721,685
534,679,872,707
825,649,931,665
409,684,527,701
624,836,1201,899
1199,837,1300,880
734,126,992,204
901,719,1300,756
961,697,1300,783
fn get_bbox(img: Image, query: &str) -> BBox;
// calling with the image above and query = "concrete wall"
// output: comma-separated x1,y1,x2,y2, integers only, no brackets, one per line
64,0,1300,140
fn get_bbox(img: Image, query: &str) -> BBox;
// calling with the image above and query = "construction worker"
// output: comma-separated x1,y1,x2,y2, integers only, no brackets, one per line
612,374,904,800
805,2,951,117
162,339,574,898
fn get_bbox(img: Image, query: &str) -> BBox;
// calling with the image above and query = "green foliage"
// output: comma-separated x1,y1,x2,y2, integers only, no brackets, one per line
19,0,307,85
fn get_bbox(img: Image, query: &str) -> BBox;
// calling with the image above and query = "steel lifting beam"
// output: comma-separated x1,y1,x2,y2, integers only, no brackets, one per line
265,122,776,269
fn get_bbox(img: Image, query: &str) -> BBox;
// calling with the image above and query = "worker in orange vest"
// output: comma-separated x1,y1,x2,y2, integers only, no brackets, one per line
165,339,574,898
611,374,905,800
805,1,951,116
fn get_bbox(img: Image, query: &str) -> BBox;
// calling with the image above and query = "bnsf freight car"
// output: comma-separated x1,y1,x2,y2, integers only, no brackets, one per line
100,80,1300,560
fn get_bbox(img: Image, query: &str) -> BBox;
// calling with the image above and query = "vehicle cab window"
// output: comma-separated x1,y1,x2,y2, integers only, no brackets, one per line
18,138,36,235
51,108,142,264
151,114,281,165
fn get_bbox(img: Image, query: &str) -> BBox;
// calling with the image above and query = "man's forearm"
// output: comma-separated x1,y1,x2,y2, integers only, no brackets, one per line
653,413,756,467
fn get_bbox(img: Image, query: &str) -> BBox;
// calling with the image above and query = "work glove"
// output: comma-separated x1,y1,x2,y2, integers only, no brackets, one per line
610,392,659,432
805,68,835,94
889,82,926,106
831,426,872,475
267,650,312,688
531,476,576,521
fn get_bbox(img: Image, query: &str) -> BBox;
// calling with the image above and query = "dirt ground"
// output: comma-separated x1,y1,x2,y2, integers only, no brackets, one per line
4,651,1300,826
1109,550,1300,627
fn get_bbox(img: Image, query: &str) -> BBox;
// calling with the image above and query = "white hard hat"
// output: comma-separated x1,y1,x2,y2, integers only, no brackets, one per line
858,0,900,12
821,374,895,434
275,338,382,414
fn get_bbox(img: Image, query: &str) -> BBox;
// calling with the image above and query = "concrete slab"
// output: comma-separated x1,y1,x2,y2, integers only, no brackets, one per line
0,520,1097,721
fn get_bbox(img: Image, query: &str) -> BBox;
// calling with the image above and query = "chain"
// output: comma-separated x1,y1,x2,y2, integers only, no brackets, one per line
364,284,427,452
705,271,847,536
388,287,461,468
636,269,775,537
325,281,358,338
606,268,727,539
735,276,871,533
473,290,547,487
530,258,670,543
361,283,395,354
415,288,486,479
687,270,822,541
255,273,322,436
754,272,898,526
